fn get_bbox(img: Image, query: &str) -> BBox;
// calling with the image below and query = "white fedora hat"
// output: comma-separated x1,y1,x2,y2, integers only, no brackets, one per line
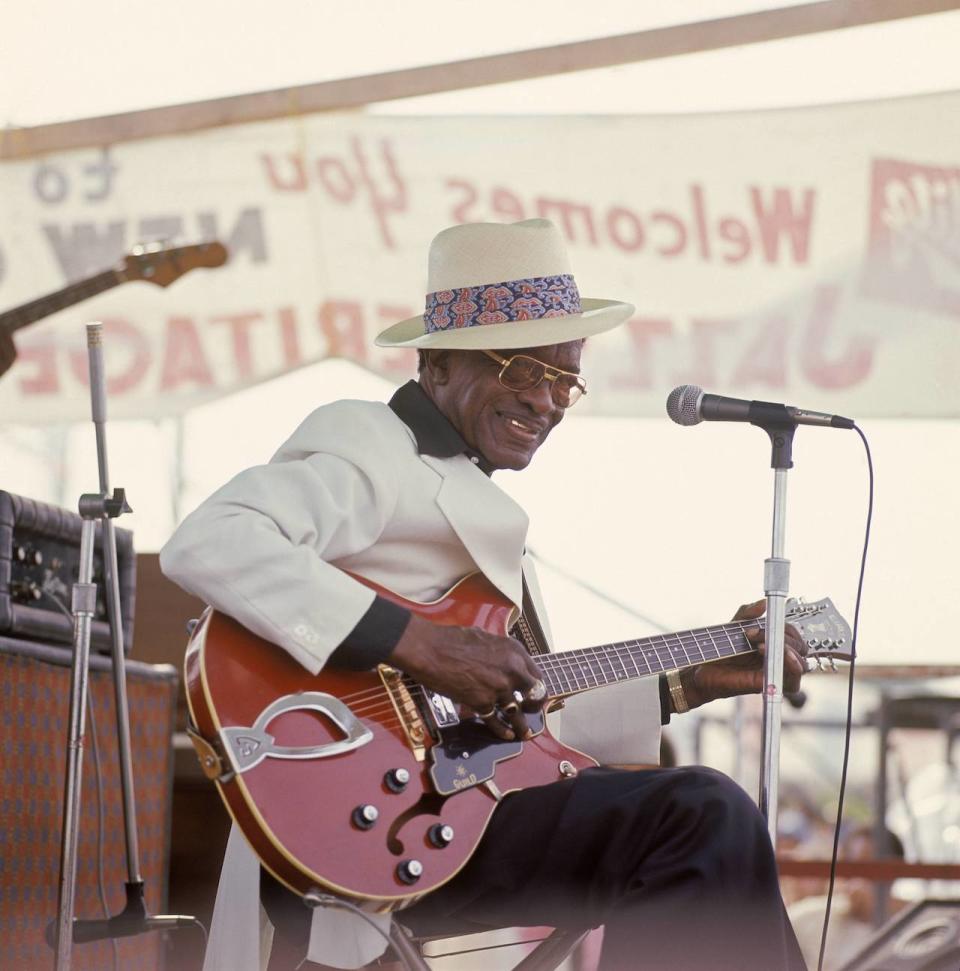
375,218,634,349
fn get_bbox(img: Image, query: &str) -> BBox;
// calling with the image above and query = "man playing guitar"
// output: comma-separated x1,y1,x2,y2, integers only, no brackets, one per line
162,219,809,970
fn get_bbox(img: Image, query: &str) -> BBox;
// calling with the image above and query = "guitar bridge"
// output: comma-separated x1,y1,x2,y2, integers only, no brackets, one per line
378,665,427,761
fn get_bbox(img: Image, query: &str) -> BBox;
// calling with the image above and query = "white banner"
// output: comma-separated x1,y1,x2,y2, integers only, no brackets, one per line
0,92,958,422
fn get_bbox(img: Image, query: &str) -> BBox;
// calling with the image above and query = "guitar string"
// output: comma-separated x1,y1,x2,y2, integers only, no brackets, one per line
328,623,755,717
329,622,766,722
315,611,834,723
330,617,770,709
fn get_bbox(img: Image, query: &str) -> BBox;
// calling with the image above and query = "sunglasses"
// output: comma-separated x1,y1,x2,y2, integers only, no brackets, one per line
482,350,587,408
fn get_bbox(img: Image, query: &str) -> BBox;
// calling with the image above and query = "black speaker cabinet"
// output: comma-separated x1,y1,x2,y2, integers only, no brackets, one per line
838,899,960,971
0,489,136,653
0,636,177,970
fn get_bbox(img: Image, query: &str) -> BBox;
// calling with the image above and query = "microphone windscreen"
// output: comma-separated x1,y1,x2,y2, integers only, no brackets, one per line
666,385,703,426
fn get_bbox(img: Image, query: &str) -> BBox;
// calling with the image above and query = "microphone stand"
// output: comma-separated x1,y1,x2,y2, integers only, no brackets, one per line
52,322,195,970
756,419,797,849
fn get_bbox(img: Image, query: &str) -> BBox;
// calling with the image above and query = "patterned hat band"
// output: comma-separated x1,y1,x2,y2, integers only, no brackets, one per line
424,274,582,334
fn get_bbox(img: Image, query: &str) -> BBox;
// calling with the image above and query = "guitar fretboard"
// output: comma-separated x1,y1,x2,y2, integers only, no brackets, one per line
536,618,766,697
1,270,120,334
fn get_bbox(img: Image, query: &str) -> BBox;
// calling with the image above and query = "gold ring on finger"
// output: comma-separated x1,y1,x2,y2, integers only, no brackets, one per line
526,679,546,702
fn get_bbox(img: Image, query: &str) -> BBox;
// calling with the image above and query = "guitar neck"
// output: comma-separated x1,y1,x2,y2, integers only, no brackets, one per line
537,618,765,699
0,269,121,335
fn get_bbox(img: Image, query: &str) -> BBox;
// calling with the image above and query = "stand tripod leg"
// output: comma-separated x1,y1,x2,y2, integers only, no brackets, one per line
54,518,99,971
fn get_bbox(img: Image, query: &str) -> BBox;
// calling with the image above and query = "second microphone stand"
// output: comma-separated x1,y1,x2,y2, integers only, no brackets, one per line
53,322,196,970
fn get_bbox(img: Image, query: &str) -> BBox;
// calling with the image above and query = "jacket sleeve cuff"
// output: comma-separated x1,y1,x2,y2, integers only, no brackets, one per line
328,595,412,670
659,674,672,725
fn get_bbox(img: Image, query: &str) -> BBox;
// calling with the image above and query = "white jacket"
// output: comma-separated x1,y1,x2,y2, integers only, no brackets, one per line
160,397,661,970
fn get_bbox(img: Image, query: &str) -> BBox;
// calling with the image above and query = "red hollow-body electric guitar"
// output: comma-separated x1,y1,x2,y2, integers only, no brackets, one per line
184,572,851,912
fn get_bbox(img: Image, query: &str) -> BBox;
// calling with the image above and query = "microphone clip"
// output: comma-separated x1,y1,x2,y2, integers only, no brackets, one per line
751,416,797,470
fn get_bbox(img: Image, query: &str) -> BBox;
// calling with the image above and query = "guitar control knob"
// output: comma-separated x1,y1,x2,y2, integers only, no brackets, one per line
351,804,379,830
384,768,410,793
397,860,423,885
428,824,454,848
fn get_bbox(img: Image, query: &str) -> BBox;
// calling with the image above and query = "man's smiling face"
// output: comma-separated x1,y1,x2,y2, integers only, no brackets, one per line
422,341,583,471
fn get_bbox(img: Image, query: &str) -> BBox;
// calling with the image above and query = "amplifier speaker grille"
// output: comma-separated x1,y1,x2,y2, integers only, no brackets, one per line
0,637,177,970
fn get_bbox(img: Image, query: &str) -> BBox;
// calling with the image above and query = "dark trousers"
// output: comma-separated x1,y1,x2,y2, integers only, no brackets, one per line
262,765,806,971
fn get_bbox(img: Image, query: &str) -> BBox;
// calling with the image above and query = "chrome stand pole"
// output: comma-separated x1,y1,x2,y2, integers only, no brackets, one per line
53,323,135,969
758,464,791,848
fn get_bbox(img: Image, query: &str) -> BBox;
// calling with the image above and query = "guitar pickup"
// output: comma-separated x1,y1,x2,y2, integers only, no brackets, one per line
422,690,460,730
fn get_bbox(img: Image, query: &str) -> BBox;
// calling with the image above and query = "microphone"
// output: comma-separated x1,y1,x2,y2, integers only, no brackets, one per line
666,385,854,430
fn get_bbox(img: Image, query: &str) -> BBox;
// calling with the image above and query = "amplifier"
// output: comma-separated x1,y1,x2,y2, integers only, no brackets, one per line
0,635,176,971
0,490,135,654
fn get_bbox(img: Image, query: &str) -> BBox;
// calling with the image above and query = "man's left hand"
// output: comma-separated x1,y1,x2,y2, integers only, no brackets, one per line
679,599,808,710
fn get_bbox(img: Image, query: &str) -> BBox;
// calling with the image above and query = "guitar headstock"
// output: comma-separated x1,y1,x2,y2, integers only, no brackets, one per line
785,597,853,668
118,241,228,287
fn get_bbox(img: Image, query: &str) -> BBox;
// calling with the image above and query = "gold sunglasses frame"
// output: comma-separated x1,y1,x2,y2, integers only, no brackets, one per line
482,350,587,407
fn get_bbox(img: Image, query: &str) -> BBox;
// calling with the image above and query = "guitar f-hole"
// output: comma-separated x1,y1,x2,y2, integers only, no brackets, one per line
385,792,447,856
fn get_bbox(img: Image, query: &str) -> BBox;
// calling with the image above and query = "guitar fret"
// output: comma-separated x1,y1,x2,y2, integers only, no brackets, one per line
610,644,632,681
535,611,799,701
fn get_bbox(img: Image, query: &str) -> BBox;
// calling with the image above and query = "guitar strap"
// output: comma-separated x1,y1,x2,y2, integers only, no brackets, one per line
511,577,549,656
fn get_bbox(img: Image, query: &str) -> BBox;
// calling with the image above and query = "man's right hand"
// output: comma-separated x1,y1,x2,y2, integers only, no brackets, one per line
387,613,544,741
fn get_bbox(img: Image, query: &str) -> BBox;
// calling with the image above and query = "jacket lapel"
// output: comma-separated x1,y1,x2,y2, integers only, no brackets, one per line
420,453,528,610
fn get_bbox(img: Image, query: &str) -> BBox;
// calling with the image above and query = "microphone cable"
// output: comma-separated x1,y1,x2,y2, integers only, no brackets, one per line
816,425,873,971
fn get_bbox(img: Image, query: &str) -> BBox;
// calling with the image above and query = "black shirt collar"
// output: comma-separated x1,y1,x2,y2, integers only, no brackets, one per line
389,380,494,475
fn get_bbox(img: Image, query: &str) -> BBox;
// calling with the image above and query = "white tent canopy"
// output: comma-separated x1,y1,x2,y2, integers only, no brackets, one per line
1,0,958,665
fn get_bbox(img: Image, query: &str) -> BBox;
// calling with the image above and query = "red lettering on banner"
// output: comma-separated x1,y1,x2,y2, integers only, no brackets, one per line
535,198,598,246
260,153,308,191
730,314,790,387
651,211,687,257
862,158,960,316
260,139,409,248
16,344,59,394
160,317,215,390
316,156,356,202
277,306,303,369
612,318,673,389
444,180,816,266
801,285,874,388
717,217,752,264
490,187,525,221
62,318,151,394
684,318,739,388
447,179,479,223
319,300,366,361
749,187,815,264
211,311,263,380
606,207,644,253
690,184,711,261
350,138,407,248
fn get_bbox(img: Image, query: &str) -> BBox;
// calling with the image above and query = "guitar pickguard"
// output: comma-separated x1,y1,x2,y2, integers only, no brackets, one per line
428,712,544,796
